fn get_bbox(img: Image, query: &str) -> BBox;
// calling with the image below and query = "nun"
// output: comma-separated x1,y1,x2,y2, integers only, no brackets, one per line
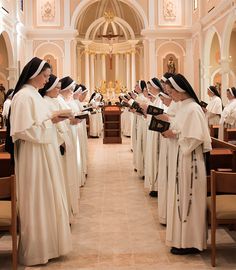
57,76,81,215
39,74,77,221
218,87,236,140
73,84,89,185
89,92,103,137
134,80,149,178
10,57,71,265
120,93,132,137
2,88,14,126
160,72,175,89
157,91,177,224
144,78,164,197
161,74,211,254
205,85,222,126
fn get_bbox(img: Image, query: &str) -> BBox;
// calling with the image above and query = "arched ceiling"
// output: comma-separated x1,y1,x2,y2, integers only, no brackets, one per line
77,0,143,42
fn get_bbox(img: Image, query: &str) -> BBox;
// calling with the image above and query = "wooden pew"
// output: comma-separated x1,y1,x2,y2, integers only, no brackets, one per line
210,125,219,138
0,128,6,144
0,152,14,177
211,137,236,151
0,143,5,152
224,128,236,144
206,138,236,192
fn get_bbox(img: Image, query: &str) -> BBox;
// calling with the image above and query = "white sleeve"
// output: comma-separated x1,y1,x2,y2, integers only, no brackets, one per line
12,119,53,144
179,137,202,156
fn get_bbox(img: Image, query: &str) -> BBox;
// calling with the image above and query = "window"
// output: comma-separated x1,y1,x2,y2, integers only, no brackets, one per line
193,0,198,10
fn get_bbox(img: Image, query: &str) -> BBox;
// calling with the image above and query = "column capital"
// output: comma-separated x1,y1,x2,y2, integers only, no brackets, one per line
128,40,139,47
81,40,92,49
141,29,158,40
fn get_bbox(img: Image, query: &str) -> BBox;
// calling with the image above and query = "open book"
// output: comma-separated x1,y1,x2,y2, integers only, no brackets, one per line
149,116,170,133
51,109,73,119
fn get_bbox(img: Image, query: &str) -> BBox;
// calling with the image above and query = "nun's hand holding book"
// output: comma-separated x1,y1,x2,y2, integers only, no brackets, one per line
51,109,73,123
139,103,148,114
161,129,177,139
70,117,83,125
154,113,169,122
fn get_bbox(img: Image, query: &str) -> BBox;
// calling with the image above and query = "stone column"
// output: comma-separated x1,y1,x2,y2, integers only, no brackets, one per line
77,45,81,83
6,67,17,89
85,49,90,91
126,52,131,90
220,58,230,105
148,38,157,78
90,53,95,92
148,0,156,29
115,54,119,81
102,54,106,81
184,39,194,86
131,48,136,89
64,39,72,76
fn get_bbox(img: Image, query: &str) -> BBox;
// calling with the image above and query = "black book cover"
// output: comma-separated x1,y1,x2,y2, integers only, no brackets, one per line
200,101,208,108
82,107,93,112
75,113,89,119
136,107,144,115
147,105,164,116
121,101,130,107
149,116,170,133
131,101,140,110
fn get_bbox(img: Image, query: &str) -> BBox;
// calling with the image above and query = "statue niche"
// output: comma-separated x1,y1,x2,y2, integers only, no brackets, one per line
163,54,178,74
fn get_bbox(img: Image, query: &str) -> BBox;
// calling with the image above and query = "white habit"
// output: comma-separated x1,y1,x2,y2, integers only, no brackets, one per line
11,85,72,265
166,98,211,251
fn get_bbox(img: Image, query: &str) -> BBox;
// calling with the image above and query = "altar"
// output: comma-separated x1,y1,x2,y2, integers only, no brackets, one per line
99,80,126,104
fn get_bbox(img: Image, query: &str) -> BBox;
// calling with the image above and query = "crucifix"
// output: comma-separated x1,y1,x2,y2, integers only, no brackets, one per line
98,31,123,69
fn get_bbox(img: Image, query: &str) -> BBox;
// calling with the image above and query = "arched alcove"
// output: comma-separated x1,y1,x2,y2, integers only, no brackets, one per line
0,31,14,89
34,42,64,78
156,41,185,77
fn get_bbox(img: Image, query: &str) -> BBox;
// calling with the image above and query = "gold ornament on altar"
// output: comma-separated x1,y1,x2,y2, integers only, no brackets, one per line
100,80,107,94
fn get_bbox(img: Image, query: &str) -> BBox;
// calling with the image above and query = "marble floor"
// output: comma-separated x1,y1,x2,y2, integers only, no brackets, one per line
1,137,236,270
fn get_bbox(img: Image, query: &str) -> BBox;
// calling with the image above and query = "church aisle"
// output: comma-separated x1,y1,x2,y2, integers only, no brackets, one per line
47,136,211,270
0,137,236,269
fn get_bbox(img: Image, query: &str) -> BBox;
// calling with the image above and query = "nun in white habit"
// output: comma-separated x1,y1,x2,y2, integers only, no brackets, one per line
157,92,178,224
10,57,71,265
89,92,104,137
120,93,132,137
39,74,76,221
161,74,211,254
158,72,180,224
218,87,236,140
134,80,149,178
144,78,164,196
57,76,81,215
205,85,222,126
73,84,89,186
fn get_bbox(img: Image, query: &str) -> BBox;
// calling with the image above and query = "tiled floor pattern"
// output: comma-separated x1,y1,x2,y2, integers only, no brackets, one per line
1,137,236,269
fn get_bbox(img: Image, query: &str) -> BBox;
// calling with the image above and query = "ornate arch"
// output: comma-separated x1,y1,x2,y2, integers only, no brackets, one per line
71,0,148,30
156,41,186,56
203,26,221,66
0,30,14,67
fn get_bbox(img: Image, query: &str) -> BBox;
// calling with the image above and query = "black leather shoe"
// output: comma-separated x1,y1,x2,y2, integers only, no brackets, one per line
149,191,158,197
170,247,200,255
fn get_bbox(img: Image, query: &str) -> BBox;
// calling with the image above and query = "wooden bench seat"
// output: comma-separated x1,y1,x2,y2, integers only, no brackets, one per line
0,152,14,177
